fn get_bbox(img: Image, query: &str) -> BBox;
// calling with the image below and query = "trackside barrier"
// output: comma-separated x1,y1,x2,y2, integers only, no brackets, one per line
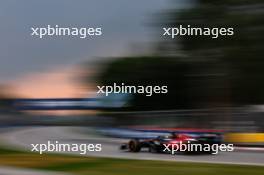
98,128,223,140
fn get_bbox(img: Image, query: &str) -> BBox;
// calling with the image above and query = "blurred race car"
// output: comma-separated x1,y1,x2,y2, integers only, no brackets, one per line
120,132,222,154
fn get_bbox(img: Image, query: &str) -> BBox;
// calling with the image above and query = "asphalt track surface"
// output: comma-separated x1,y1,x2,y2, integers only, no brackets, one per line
0,127,263,166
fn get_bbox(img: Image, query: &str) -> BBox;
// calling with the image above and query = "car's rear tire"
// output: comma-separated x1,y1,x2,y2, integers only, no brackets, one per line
128,139,141,152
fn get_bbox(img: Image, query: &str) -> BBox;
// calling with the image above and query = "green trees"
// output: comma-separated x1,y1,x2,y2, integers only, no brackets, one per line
97,56,196,110
96,0,264,110
163,0,264,105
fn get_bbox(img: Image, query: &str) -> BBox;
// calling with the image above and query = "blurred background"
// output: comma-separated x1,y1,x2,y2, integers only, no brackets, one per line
0,0,263,174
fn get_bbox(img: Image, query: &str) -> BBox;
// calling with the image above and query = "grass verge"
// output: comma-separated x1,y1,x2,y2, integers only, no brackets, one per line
0,147,263,175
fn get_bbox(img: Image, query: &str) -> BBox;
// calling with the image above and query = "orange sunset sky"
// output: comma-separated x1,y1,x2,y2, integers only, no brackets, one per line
7,65,95,99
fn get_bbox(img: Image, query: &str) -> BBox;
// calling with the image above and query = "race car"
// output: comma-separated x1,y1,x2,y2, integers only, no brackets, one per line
120,132,222,154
